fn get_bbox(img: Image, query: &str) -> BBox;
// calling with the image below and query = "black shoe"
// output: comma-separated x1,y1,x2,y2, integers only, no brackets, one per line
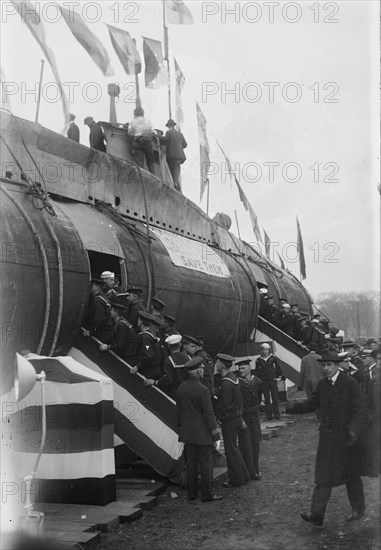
250,473,262,481
202,494,223,502
347,510,364,522
223,481,241,488
301,512,323,526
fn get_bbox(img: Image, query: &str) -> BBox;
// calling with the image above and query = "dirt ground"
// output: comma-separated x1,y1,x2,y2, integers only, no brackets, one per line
97,414,380,550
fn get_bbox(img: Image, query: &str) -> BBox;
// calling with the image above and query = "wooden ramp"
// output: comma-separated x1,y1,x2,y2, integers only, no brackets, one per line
35,461,227,548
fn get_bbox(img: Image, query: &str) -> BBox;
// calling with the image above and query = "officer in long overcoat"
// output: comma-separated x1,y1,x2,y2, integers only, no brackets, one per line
286,351,367,526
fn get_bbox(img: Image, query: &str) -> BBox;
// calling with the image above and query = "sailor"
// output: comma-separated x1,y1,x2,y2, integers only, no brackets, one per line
124,287,147,332
286,351,367,526
279,303,294,337
254,343,284,421
130,311,163,379
310,318,326,352
263,295,279,326
128,107,155,174
236,357,263,481
176,356,222,502
67,113,80,142
100,271,118,302
291,304,302,340
183,335,214,398
342,340,366,389
162,314,180,337
99,302,138,365
215,353,250,488
144,334,189,397
159,119,187,191
84,116,107,152
151,296,167,323
82,279,114,344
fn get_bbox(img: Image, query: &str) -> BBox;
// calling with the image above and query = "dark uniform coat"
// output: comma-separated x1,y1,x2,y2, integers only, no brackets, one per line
160,128,187,162
364,365,381,476
176,378,218,445
157,351,189,397
254,355,282,381
109,318,138,365
67,122,80,142
126,301,147,332
136,331,163,379
85,293,113,344
89,121,106,152
288,372,366,486
216,371,243,422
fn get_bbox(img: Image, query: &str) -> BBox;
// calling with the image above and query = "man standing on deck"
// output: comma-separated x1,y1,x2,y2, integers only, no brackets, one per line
159,119,187,191
67,113,80,142
84,116,107,152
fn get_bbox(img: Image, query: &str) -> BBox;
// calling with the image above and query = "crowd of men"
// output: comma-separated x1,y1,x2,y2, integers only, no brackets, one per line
66,111,187,191
83,272,380,509
262,295,339,348
82,271,291,501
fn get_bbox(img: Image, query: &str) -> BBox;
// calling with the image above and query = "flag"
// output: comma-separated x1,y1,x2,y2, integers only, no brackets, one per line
166,1,194,24
263,228,271,257
60,7,113,76
174,58,185,127
11,0,70,124
0,67,11,111
143,37,168,88
235,177,263,244
196,103,211,201
107,24,141,75
216,140,234,187
296,216,307,280
277,251,285,270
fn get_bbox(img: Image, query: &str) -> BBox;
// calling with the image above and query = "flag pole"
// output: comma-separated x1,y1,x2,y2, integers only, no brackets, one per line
35,59,45,123
132,39,142,108
206,178,210,216
234,210,242,240
162,1,172,118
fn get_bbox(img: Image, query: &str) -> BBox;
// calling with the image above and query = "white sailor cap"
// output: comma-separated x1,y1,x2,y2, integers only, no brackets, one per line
101,271,115,279
165,334,182,345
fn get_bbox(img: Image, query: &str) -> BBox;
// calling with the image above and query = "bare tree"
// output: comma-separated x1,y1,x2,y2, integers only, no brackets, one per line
316,291,380,339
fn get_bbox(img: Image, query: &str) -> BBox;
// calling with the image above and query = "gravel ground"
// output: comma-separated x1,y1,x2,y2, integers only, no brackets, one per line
97,414,380,550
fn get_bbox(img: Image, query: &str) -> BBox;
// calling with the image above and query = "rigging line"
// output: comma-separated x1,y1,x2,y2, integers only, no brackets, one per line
0,131,55,216
1,184,51,355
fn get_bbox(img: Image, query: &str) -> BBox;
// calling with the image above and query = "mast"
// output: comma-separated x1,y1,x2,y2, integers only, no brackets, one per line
162,0,172,118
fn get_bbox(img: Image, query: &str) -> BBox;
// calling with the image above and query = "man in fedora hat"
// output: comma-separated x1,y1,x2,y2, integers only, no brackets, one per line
84,116,106,152
159,119,187,191
286,351,367,526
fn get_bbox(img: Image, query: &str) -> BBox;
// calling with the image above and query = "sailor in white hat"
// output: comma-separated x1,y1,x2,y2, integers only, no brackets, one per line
100,271,118,302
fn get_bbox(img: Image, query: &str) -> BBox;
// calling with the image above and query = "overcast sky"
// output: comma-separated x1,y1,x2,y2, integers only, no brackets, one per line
1,0,379,298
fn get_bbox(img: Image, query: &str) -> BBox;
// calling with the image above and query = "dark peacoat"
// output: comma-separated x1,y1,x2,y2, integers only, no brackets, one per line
176,378,218,445
287,372,367,486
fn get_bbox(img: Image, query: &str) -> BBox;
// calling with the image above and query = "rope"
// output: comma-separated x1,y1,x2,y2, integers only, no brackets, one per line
0,121,55,216
1,184,51,354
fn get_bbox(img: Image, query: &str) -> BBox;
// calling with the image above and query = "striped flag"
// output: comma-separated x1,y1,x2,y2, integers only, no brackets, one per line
263,229,271,257
277,250,285,270
60,7,114,76
235,177,263,244
107,24,141,75
196,103,211,201
10,0,70,124
166,0,194,24
6,353,115,506
143,37,168,88
174,58,185,127
296,216,307,280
